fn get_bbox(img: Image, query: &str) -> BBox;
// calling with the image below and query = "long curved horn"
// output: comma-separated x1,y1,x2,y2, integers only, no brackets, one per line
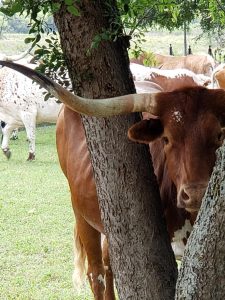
2,46,33,62
0,60,159,116
134,81,163,93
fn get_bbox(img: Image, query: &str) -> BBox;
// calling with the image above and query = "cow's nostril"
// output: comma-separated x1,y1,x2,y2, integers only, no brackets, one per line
178,183,207,211
181,189,189,201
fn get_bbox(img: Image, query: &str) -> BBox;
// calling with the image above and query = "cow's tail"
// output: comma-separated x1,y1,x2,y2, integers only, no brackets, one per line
72,226,87,290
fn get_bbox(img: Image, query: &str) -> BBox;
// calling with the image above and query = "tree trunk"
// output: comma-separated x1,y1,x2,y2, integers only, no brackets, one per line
54,1,177,298
176,142,225,299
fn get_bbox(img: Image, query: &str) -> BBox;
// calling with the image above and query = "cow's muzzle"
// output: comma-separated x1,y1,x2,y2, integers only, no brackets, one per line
177,183,208,212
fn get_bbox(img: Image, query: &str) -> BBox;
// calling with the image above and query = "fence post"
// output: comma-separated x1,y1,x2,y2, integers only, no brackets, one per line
188,45,192,55
169,44,174,56
208,45,213,56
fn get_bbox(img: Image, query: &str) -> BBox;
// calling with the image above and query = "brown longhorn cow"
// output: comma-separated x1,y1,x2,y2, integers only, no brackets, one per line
154,53,216,76
130,52,216,76
1,61,225,300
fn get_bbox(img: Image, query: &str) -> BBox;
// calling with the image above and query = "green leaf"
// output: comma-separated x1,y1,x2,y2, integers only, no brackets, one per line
51,3,61,13
34,48,50,55
65,0,74,5
101,32,110,40
0,7,15,17
10,1,23,14
67,5,80,16
29,27,37,34
35,33,41,43
24,37,35,44
45,39,52,44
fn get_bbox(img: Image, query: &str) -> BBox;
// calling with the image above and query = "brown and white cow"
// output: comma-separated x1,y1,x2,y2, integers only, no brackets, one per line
154,53,216,76
1,61,225,300
130,52,216,76
130,63,211,91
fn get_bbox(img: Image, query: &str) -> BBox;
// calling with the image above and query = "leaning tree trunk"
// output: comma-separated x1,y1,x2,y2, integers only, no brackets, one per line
54,1,177,298
176,142,225,299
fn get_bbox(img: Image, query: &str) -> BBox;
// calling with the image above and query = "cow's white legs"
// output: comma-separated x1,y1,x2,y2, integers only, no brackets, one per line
1,123,17,159
20,112,36,161
10,128,19,140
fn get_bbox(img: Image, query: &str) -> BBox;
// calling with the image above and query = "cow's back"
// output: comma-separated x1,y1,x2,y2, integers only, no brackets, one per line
185,55,215,75
0,67,41,105
154,53,215,76
150,73,198,91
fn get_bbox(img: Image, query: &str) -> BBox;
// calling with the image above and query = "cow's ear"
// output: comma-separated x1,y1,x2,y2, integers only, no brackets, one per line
128,119,163,144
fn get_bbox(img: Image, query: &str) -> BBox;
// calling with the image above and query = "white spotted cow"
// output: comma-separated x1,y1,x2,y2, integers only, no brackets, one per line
0,62,62,160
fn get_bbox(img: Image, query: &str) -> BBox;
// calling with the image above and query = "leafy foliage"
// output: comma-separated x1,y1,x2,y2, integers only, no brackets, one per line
142,51,157,66
1,1,225,46
34,33,72,95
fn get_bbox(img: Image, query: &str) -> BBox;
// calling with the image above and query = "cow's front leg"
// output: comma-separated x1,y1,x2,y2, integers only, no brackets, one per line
1,123,15,159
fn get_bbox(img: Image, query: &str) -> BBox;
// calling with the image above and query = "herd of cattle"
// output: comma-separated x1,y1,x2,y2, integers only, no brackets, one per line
0,51,224,162
2,51,225,299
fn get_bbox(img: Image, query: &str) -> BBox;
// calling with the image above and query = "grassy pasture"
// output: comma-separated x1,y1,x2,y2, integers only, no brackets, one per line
142,29,211,56
0,33,29,55
0,28,214,57
0,126,93,299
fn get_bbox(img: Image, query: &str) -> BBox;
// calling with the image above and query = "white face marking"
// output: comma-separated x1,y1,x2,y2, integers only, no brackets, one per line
97,274,105,286
172,110,182,123
171,219,193,258
172,219,192,242
89,272,93,282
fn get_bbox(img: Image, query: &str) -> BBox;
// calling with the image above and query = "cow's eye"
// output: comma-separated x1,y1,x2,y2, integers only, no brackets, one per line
163,136,169,145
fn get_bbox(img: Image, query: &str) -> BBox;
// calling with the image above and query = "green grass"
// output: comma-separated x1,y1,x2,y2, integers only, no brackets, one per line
0,125,93,299
0,33,29,55
0,26,216,57
140,24,214,56
130,24,219,57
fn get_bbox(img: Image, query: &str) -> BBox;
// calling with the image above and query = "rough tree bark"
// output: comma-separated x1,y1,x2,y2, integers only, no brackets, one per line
176,142,225,299
54,1,177,298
